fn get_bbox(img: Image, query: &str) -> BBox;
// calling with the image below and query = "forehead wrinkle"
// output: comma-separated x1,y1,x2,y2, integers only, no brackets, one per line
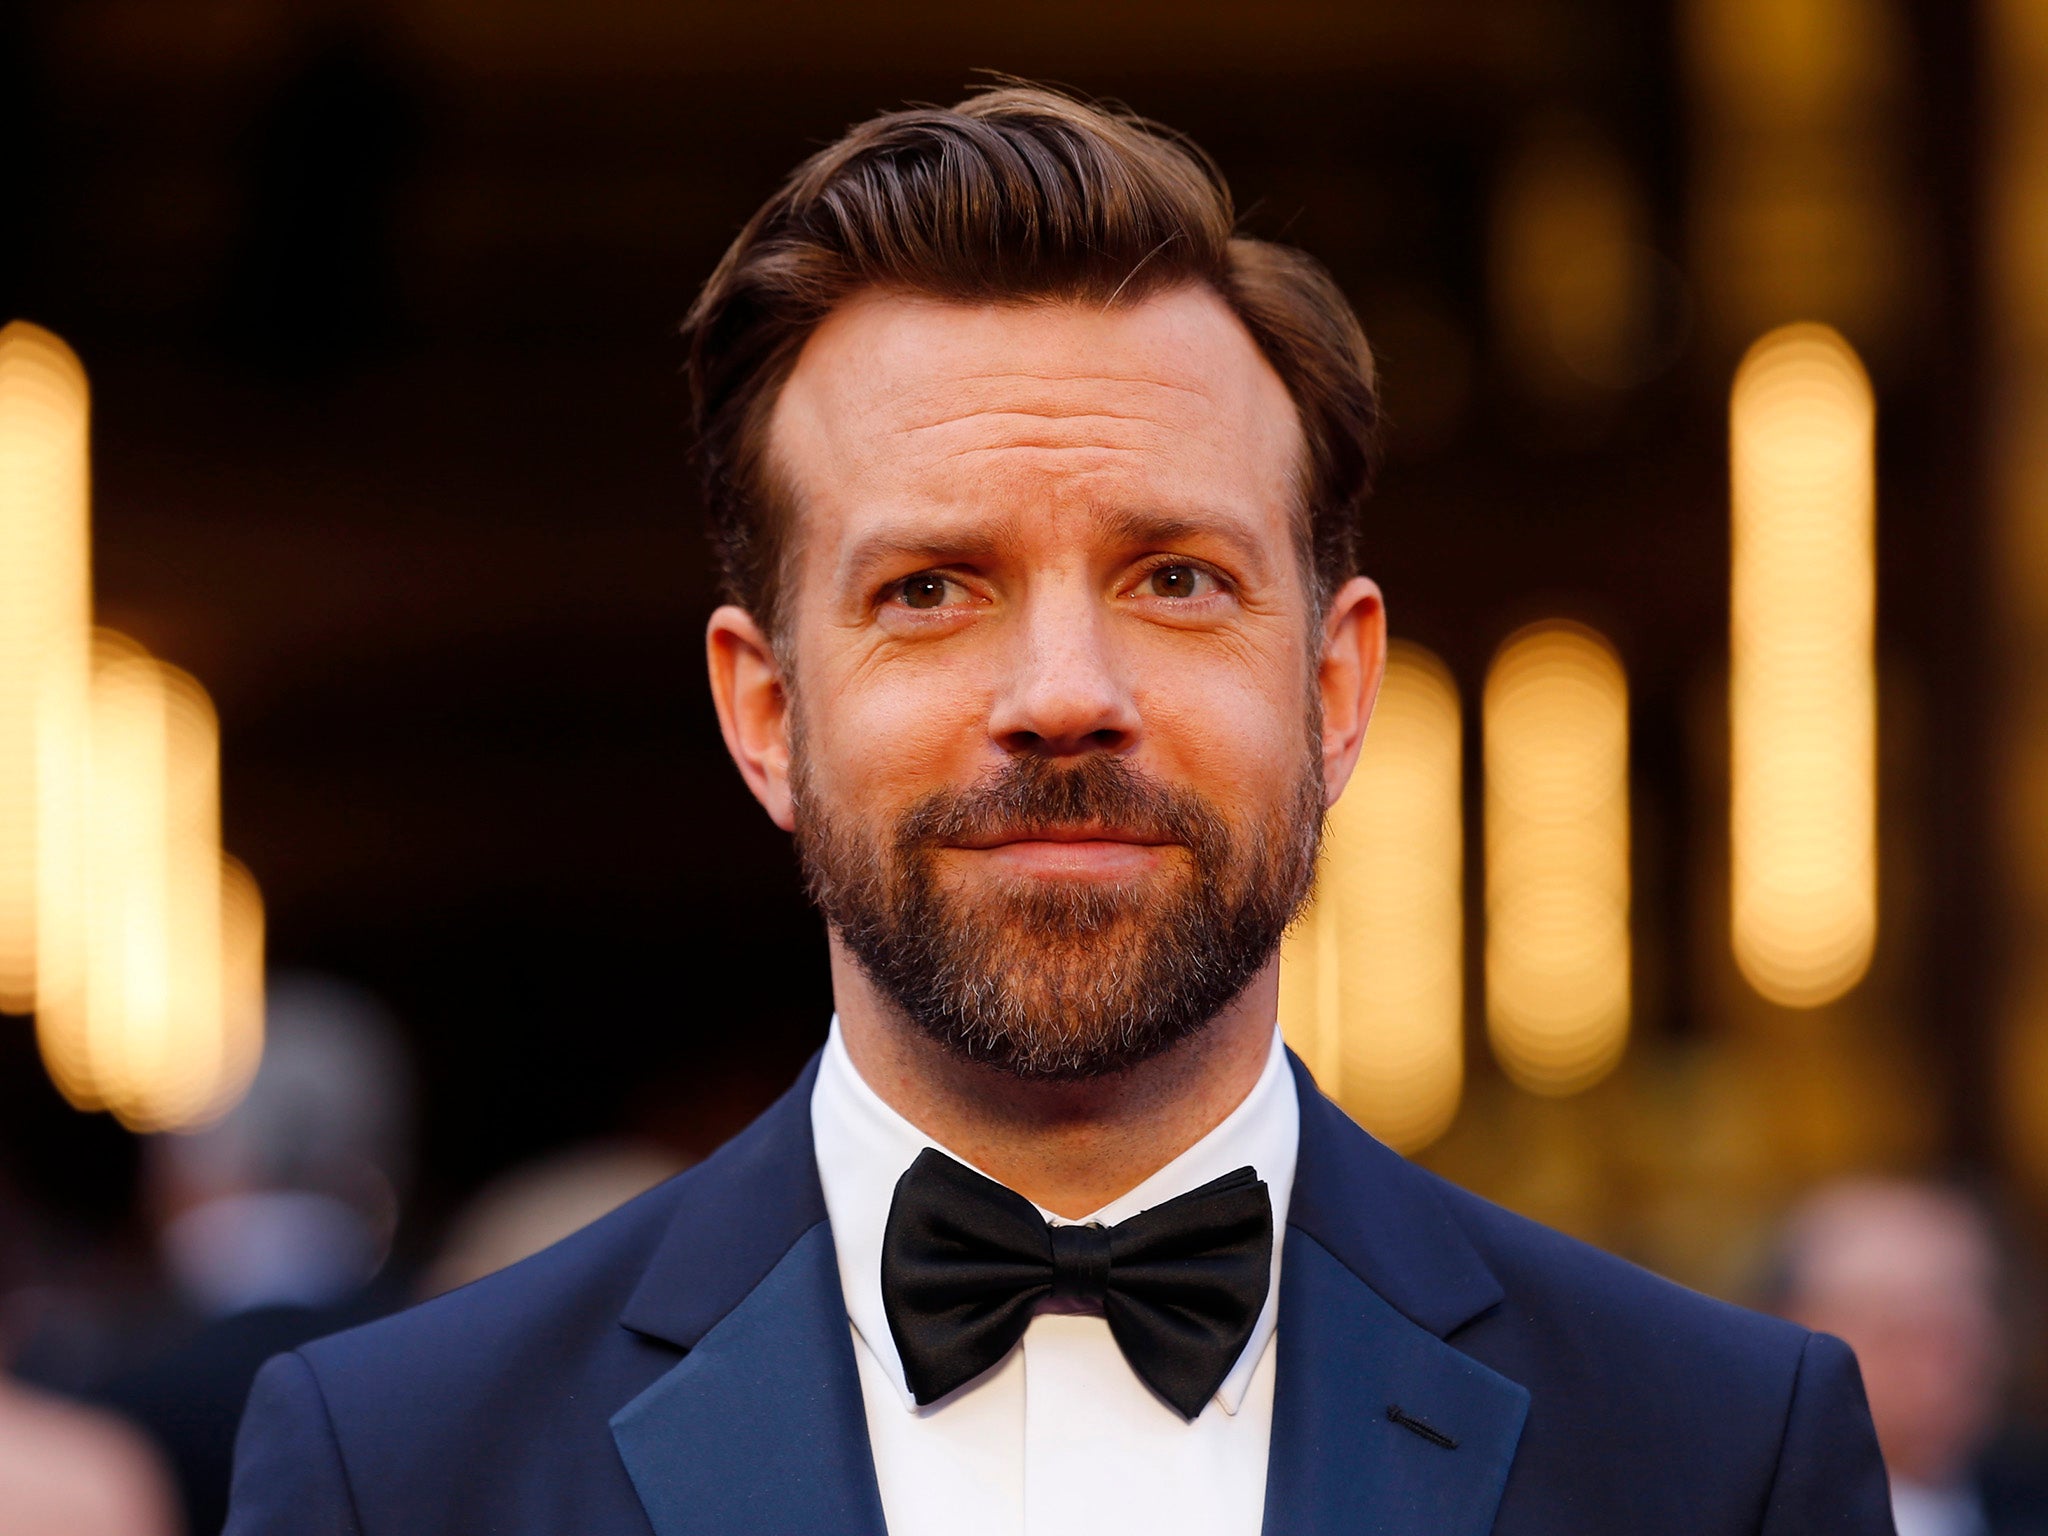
891,407,1189,475
950,369,1212,398
893,407,1173,438
932,444,1161,472
877,370,1227,439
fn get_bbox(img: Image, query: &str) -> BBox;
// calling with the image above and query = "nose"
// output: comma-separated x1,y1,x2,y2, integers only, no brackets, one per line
987,588,1140,759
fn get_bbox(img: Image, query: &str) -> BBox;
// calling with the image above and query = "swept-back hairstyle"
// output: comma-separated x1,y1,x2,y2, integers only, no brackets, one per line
680,83,1380,638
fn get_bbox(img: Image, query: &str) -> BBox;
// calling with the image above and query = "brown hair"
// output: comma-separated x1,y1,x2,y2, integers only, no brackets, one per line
681,83,1380,640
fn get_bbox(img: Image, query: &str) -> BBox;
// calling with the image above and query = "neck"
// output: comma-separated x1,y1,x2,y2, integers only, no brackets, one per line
829,938,1280,1220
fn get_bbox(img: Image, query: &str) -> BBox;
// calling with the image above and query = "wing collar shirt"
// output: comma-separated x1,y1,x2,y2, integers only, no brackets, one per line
810,1016,1300,1536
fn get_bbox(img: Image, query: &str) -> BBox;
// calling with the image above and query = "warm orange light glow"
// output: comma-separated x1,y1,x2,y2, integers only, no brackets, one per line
1492,117,1655,396
0,322,91,1014
1682,0,1905,346
214,853,267,1127
1484,622,1631,1095
1729,323,1877,1007
37,634,230,1131
1983,0,2048,1190
1280,642,1464,1152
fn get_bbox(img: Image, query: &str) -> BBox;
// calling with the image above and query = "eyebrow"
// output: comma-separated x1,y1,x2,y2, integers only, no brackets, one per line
838,527,1004,587
837,506,1277,588
1098,506,1276,584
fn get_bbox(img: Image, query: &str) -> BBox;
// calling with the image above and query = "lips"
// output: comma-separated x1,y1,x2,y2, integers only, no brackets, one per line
948,824,1172,850
936,825,1181,883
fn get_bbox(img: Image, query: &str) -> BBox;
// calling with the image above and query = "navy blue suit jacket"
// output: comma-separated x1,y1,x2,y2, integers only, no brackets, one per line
224,1054,1894,1535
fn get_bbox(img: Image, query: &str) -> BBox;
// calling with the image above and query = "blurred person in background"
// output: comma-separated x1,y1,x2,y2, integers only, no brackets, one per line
0,1187,182,1536
423,1141,689,1298
1775,1180,2048,1536
222,84,1889,1535
97,973,412,1536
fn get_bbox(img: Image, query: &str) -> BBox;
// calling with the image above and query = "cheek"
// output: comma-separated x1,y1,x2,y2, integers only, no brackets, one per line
1133,645,1314,811
803,649,996,811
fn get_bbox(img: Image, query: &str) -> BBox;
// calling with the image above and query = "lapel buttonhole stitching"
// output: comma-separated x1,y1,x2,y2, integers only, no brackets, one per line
1386,1403,1460,1450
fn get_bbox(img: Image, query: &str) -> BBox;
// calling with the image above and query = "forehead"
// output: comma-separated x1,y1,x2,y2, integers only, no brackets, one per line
765,286,1305,550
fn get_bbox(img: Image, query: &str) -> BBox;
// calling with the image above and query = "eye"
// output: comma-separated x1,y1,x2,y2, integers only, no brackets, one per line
1141,564,1218,600
891,571,965,610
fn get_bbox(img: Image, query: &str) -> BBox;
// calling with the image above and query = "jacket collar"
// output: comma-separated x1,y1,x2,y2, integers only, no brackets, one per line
618,1052,829,1350
612,1053,889,1536
1263,1054,1527,1536
1282,1050,1504,1338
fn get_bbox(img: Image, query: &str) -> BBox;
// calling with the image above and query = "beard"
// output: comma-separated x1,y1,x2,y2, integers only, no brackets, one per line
791,728,1326,1082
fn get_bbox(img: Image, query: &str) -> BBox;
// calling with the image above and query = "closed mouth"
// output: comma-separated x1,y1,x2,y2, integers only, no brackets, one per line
948,824,1172,850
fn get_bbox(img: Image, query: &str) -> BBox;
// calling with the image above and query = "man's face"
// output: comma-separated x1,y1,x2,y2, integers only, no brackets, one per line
742,285,1373,1078
1783,1191,2004,1486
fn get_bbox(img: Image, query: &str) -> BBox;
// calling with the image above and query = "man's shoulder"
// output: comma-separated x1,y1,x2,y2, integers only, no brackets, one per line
294,1064,826,1403
1421,1169,1894,1528
1416,1163,1811,1390
1291,1066,1810,1391
297,1165,692,1388
227,1161,751,1536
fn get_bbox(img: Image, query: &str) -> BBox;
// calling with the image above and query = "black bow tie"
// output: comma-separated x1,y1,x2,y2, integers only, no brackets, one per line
879,1147,1273,1420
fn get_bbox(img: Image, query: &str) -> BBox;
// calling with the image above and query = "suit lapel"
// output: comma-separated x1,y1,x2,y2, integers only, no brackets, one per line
611,1221,886,1536
607,1056,887,1536
1265,1054,1529,1535
1263,1229,1528,1536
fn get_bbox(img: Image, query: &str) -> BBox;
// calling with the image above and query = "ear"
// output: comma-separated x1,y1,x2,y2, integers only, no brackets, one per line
1317,575,1387,808
706,604,796,831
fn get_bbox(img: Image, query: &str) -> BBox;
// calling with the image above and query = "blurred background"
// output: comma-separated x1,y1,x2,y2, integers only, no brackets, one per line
3,0,2047,1531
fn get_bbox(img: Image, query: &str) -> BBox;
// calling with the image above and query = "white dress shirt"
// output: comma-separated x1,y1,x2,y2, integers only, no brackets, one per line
810,1017,1299,1536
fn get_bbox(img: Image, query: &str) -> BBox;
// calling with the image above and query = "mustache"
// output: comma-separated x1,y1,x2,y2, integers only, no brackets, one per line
895,755,1220,851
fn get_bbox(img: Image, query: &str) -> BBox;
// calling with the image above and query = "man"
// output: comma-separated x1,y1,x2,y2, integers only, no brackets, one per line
224,85,1893,1535
1773,1180,2048,1536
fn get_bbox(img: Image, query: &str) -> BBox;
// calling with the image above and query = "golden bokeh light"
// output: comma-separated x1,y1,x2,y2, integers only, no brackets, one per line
0,321,92,1014
1729,323,1877,1007
1491,116,1656,397
1280,641,1464,1152
1,324,265,1132
215,852,268,1127
1484,621,1631,1096
37,633,234,1132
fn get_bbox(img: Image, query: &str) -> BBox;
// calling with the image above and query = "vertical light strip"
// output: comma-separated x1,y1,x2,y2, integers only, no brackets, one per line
41,632,153,1110
1484,621,1631,1095
1988,0,2048,1187
2,321,265,1131
1279,642,1464,1152
215,854,267,1127
40,634,228,1131
0,322,91,1014
1729,323,1877,1006
159,657,225,1130
88,643,179,1124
